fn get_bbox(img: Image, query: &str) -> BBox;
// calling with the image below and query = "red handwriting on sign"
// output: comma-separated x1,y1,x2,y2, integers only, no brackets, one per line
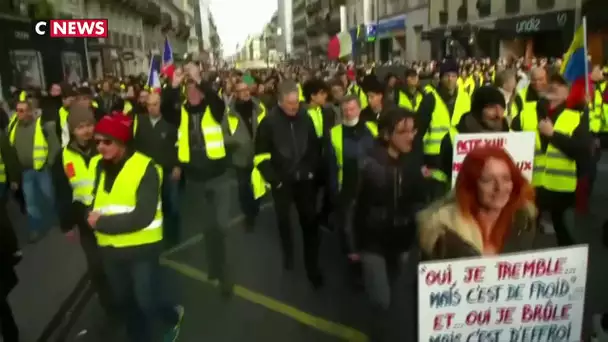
496,258,566,280
425,267,453,286
453,160,532,172
495,307,515,324
456,138,506,155
433,313,455,330
463,266,485,283
521,302,571,323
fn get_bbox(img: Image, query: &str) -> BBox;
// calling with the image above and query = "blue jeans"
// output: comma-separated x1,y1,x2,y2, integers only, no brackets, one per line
162,172,181,248
102,252,178,342
21,169,55,235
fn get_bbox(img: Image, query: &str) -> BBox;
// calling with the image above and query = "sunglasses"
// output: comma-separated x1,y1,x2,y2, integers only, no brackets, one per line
95,139,113,146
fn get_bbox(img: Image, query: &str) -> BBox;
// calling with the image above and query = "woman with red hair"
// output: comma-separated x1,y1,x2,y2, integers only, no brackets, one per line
417,146,536,259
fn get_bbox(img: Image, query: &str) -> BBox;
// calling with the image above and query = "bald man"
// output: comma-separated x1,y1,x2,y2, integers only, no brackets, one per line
133,92,181,247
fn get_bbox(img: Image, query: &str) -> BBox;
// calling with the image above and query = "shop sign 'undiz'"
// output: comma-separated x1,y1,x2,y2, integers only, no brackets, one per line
515,17,541,33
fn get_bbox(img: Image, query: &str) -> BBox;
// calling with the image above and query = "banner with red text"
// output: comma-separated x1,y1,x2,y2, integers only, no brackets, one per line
418,245,588,342
451,132,536,187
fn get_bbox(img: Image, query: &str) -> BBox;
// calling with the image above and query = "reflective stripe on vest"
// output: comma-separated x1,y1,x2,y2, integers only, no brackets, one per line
123,101,133,114
62,148,95,204
397,91,422,111
330,122,378,190
423,88,470,156
177,106,226,162
9,117,48,170
90,152,164,248
308,107,324,138
520,108,580,192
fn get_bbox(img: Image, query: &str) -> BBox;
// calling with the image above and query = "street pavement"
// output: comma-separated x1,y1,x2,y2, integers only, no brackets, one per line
50,153,608,341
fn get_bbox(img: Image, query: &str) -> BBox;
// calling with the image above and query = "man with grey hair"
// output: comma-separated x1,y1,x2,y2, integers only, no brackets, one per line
252,80,324,288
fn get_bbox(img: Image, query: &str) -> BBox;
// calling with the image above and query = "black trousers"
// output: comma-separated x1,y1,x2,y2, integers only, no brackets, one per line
0,295,18,342
271,180,320,276
535,188,576,246
79,229,113,313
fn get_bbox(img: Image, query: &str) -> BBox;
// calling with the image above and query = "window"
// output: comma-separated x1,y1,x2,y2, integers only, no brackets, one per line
536,0,554,10
477,0,491,17
505,0,520,14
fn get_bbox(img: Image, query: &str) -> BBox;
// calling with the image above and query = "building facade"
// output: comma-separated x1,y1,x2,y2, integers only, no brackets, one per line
305,0,342,63
424,0,585,59
293,0,308,58
346,0,430,62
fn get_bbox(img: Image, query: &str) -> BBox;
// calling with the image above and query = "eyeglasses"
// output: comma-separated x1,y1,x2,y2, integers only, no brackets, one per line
95,139,112,146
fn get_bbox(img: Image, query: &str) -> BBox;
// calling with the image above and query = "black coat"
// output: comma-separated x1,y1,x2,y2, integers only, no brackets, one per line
0,199,19,297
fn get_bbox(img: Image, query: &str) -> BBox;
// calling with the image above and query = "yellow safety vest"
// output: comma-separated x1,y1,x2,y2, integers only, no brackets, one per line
517,86,537,123
123,100,133,114
297,83,305,102
593,82,607,133
347,83,369,109
62,148,95,203
9,117,48,170
227,103,266,135
308,106,324,138
89,152,164,248
423,88,470,156
59,107,69,129
0,147,5,184
463,76,476,96
252,152,270,200
329,122,378,190
397,90,423,111
177,105,226,162
520,108,580,192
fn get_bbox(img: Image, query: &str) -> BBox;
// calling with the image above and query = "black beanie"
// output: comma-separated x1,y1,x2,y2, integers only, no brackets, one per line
471,86,506,114
439,59,459,77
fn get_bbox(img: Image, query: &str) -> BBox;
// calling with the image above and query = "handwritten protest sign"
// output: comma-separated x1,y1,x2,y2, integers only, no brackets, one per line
451,132,535,187
418,245,588,342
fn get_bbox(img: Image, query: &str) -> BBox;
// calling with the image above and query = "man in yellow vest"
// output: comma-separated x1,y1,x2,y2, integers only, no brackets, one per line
511,74,591,246
50,104,113,314
253,80,324,288
8,100,61,242
87,113,183,342
394,69,424,112
417,59,471,196
165,63,234,296
327,94,377,289
57,88,77,147
513,67,549,120
222,80,266,231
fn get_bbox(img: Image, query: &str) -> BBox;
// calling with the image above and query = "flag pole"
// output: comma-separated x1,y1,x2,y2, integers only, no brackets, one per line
582,16,590,100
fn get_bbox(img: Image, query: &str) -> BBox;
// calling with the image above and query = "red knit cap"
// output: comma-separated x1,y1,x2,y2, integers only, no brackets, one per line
95,112,133,144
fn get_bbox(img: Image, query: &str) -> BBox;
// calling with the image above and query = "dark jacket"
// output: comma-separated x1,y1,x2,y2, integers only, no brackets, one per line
417,193,536,260
94,93,125,118
51,142,97,232
438,112,510,181
133,114,178,170
0,131,22,184
161,81,227,181
255,106,321,186
0,199,19,296
346,142,430,254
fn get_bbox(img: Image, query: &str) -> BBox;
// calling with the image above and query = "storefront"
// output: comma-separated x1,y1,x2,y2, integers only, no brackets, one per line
494,10,574,59
375,14,406,62
0,16,88,99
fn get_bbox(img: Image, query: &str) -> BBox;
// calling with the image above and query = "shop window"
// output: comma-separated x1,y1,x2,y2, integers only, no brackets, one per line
61,52,84,84
9,50,46,90
505,0,520,14
536,0,554,10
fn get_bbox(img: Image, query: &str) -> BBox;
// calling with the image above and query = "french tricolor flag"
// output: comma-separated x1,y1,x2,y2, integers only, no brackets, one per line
147,55,162,93
161,36,175,79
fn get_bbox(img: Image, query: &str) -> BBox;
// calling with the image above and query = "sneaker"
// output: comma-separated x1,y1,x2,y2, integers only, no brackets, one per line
164,305,184,342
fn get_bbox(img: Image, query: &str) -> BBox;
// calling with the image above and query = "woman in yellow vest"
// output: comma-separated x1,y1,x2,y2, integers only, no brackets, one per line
87,113,184,342
50,104,114,314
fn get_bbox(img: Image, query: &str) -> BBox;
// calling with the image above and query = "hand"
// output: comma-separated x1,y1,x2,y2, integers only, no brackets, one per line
538,118,554,137
347,253,360,262
87,212,101,229
10,182,18,191
171,166,181,181
171,68,185,88
186,63,201,83
421,166,432,178
65,229,78,242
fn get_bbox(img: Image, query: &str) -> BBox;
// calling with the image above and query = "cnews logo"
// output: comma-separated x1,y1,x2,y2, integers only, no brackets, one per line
35,19,108,38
